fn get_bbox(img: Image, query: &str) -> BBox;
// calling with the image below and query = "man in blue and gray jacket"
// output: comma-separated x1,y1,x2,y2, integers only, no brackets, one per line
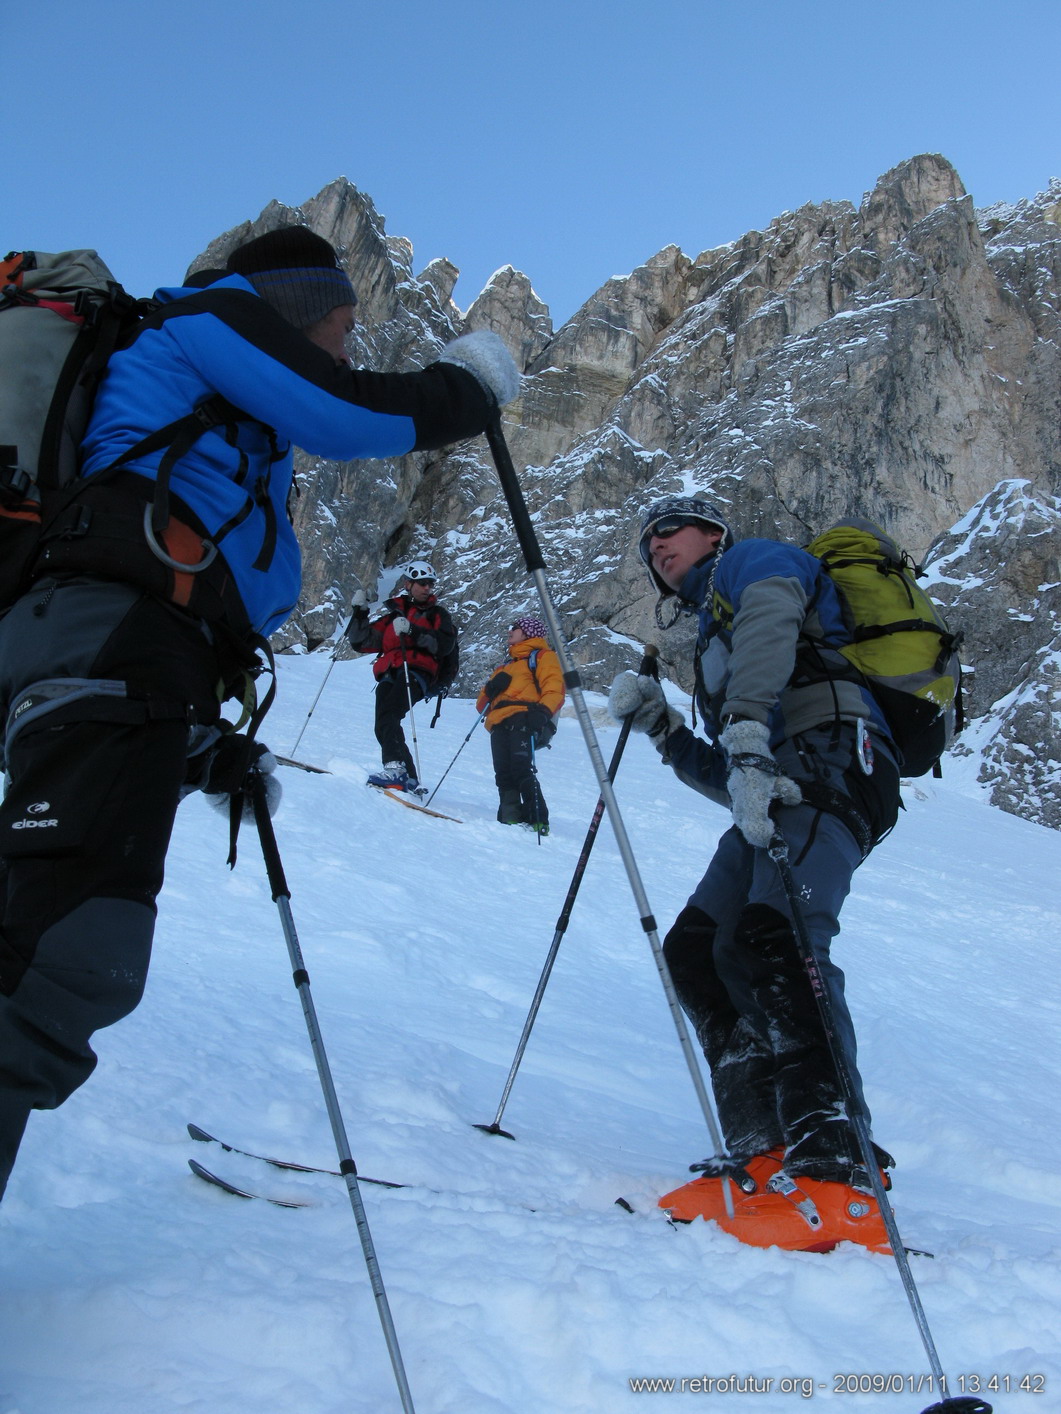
0,226,519,1198
609,494,901,1248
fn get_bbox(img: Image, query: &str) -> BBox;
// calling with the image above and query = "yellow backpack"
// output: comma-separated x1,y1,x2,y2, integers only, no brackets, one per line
807,518,963,777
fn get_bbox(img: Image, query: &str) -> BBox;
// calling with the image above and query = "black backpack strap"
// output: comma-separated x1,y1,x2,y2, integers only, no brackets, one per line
147,396,248,538
218,630,277,868
40,394,247,545
36,286,156,493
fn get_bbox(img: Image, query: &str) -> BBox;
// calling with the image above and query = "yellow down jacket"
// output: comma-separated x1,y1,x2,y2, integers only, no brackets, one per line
476,637,565,730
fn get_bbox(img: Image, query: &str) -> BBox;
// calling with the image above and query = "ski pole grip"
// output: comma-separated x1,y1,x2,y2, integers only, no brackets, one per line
638,643,660,679
484,416,547,574
250,769,290,901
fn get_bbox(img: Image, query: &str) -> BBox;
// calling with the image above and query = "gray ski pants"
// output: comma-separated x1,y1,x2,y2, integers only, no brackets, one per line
663,723,900,1171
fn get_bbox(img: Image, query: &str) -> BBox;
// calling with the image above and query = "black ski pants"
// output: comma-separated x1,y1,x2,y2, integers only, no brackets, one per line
489,714,547,826
0,577,221,1199
373,670,427,779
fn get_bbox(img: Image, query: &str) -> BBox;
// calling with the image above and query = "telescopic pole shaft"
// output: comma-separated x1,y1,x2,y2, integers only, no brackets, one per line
476,647,658,1138
289,650,340,758
401,652,423,783
482,418,731,1197
291,576,367,757
767,833,974,1408
250,771,417,1414
425,707,487,807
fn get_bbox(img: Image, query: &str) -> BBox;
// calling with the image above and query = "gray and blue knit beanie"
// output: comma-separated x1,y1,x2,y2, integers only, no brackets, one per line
226,227,357,329
638,495,734,598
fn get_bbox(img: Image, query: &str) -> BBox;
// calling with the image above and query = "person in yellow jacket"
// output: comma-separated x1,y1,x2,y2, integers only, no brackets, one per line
476,614,565,833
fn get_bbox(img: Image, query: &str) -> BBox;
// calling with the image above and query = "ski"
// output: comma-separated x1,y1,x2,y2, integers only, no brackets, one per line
276,755,331,774
186,1123,632,1221
187,1123,404,1188
188,1158,312,1208
369,784,462,822
188,1124,927,1248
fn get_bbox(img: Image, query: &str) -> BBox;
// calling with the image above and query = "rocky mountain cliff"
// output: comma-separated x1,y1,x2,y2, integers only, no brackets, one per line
192,155,1061,829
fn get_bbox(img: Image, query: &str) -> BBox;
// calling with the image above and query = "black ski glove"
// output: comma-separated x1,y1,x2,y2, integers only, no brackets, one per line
484,671,511,701
526,705,555,743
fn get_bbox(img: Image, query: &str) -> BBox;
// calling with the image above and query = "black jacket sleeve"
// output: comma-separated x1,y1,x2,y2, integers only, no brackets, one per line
424,606,457,662
346,612,381,653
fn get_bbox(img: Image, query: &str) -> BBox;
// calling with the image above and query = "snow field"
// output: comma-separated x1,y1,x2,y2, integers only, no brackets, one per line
1,654,1059,1413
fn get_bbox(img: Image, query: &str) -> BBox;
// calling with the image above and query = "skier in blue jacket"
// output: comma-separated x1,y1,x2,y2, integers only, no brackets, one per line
608,495,901,1249
0,226,520,1199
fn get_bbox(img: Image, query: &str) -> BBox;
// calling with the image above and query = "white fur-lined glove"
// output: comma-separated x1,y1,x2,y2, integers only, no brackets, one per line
198,736,282,821
438,331,521,407
720,718,801,846
608,672,683,750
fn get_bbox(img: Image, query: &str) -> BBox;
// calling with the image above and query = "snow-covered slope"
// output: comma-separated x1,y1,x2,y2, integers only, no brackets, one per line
1,655,1058,1413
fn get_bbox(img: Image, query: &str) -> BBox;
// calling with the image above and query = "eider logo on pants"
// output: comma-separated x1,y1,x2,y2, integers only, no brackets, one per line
12,802,58,829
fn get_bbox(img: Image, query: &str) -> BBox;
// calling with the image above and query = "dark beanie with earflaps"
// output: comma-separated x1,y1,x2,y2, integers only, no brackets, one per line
225,227,358,329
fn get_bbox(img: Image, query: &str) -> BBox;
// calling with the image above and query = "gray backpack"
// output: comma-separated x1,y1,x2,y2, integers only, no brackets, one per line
0,248,147,604
0,249,247,619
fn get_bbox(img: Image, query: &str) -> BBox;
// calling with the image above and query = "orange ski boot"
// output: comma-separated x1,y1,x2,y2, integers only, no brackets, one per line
775,1173,891,1254
660,1152,891,1254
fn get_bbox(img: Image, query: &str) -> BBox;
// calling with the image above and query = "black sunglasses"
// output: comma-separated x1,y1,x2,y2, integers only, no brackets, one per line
639,515,711,563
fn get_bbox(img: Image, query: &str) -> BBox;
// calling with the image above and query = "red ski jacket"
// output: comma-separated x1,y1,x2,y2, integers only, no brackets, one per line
349,593,456,684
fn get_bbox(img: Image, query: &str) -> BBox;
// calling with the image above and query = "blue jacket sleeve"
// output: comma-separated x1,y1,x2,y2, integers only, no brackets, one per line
662,723,730,807
157,289,495,460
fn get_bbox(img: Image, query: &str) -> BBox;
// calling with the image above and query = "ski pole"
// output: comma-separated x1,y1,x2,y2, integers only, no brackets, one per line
289,596,362,758
475,645,660,1140
291,580,370,757
289,646,341,758
767,833,991,1414
248,768,418,1414
400,651,423,784
425,705,487,807
528,734,544,846
482,416,733,1212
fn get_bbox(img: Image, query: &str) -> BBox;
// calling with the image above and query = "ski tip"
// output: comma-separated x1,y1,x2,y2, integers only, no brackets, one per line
614,1196,636,1213
187,1123,214,1143
188,1158,311,1209
373,786,463,822
275,755,331,774
188,1158,249,1198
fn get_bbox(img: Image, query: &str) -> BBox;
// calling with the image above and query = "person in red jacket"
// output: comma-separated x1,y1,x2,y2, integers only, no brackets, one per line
346,561,457,793
476,614,565,833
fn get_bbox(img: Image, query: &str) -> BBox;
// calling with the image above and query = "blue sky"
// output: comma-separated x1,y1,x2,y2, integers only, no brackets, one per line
7,0,1060,327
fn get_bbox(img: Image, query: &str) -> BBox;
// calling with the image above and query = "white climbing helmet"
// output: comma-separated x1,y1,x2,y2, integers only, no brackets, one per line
402,559,437,583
